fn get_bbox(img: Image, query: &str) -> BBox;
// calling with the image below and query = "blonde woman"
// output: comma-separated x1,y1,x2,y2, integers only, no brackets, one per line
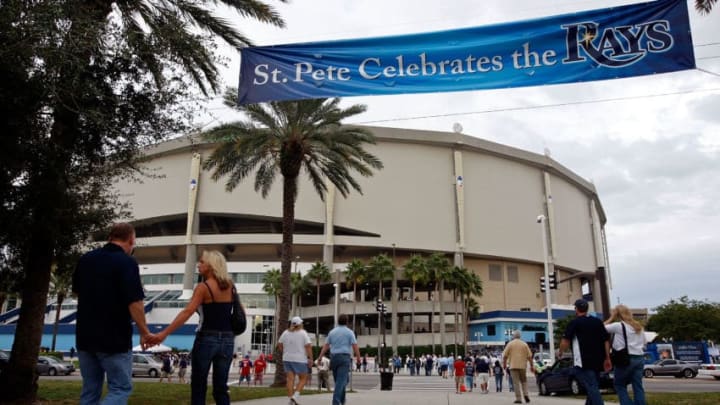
153,250,237,405
278,316,313,405
605,305,647,405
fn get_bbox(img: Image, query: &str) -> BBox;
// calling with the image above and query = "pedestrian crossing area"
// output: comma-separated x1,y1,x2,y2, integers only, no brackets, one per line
384,374,529,394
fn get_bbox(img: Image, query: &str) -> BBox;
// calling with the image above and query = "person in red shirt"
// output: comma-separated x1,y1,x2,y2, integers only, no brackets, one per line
239,355,253,386
453,356,466,394
254,354,267,386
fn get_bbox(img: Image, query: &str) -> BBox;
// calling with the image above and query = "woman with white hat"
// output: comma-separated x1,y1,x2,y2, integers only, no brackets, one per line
278,316,313,405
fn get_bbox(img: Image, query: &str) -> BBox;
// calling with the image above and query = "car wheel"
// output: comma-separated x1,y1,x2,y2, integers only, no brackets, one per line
149,369,158,378
539,381,549,396
644,369,654,378
48,368,57,376
683,369,696,378
570,379,581,395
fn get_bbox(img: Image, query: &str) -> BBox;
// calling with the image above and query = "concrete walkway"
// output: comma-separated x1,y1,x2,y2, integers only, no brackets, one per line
231,389,613,405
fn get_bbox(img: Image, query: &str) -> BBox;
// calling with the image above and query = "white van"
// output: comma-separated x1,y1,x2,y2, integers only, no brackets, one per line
132,353,163,378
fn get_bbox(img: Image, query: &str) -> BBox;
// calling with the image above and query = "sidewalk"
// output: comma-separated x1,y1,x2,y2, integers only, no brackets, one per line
231,389,614,405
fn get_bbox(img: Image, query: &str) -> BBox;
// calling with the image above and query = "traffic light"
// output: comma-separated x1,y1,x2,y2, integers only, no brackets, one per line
381,303,387,314
540,276,546,293
549,272,558,289
376,298,383,312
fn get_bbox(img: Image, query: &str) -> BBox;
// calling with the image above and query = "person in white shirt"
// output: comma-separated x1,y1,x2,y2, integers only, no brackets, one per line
605,304,647,405
316,354,331,391
278,317,313,405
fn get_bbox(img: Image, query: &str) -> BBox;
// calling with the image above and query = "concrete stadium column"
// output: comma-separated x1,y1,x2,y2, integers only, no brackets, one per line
180,153,202,299
391,244,398,356
323,181,338,327
590,200,610,317
449,149,465,354
542,172,557,303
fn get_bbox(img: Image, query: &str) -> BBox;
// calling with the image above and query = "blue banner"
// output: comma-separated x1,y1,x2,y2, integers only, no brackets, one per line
238,0,694,104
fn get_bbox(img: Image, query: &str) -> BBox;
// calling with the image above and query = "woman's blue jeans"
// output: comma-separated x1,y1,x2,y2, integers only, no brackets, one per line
191,331,235,405
613,356,646,405
330,353,351,405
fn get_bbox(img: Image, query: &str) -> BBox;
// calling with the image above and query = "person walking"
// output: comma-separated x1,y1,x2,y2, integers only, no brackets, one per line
73,222,153,404
605,304,647,405
239,355,253,386
279,316,314,405
558,299,612,405
316,353,331,391
178,355,188,384
317,314,362,405
254,353,267,386
159,354,174,383
450,356,464,394
464,359,475,392
153,250,237,405
493,360,504,392
502,330,534,404
475,355,491,394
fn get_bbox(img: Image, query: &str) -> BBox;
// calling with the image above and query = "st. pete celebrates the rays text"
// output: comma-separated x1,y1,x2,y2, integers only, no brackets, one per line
238,0,695,104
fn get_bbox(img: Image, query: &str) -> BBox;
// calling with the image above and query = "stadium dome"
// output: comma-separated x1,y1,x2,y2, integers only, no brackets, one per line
105,125,609,354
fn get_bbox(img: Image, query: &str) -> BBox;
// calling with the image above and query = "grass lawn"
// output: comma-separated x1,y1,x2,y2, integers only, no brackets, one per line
36,380,325,404
583,392,720,405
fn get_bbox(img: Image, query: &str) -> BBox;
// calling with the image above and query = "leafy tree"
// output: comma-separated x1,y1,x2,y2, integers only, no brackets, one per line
554,314,576,353
344,259,367,333
202,95,383,386
646,296,720,341
306,262,332,351
402,254,428,357
0,0,285,400
696,0,718,14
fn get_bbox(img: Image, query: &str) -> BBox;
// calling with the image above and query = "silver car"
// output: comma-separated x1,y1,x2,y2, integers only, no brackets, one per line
37,355,74,376
643,359,699,378
132,353,163,378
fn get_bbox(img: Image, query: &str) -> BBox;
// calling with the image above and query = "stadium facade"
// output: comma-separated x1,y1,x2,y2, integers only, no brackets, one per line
0,126,610,355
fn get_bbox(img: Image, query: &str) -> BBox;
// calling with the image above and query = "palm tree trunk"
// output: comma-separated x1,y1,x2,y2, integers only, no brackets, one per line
51,293,65,351
352,285,357,336
439,280,446,355
272,174,298,387
315,282,320,351
429,288,435,354
410,281,416,358
453,290,458,357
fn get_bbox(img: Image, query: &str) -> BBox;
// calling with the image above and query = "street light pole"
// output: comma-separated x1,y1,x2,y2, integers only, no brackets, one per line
537,215,555,359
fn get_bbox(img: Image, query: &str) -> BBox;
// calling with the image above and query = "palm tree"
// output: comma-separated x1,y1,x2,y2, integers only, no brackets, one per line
402,254,428,357
446,266,465,355
203,97,383,385
291,272,310,317
306,262,332,350
465,296,481,353
262,268,281,348
426,253,452,355
343,259,367,333
696,0,718,14
367,253,395,369
454,267,482,355
48,258,76,352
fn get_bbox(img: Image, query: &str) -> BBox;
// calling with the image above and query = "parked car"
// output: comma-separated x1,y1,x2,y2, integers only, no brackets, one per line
537,357,614,396
132,353,163,378
643,359,699,378
698,355,720,380
37,355,75,376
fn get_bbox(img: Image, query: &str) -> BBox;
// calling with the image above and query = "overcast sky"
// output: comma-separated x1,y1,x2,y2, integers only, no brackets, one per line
202,0,720,311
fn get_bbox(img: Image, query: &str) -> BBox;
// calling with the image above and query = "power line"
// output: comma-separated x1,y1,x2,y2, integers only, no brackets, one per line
353,86,720,125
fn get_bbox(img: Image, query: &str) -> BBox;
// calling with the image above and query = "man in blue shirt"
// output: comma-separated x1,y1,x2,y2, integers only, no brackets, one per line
558,299,611,405
73,223,152,404
317,314,361,405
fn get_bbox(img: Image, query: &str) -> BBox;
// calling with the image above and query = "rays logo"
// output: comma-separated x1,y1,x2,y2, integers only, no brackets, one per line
561,20,674,68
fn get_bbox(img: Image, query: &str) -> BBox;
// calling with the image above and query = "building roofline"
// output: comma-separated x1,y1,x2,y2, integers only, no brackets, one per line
143,125,606,223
